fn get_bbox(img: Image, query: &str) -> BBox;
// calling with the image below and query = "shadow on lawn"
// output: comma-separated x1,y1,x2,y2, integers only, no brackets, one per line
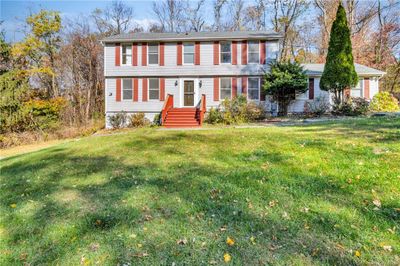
1,130,397,265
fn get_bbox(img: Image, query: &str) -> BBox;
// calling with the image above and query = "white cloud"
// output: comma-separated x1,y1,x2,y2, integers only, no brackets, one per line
133,18,157,30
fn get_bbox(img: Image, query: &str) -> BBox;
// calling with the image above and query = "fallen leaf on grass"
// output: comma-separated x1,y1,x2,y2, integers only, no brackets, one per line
354,250,361,257
250,236,256,245
133,252,149,258
372,199,381,208
226,237,235,246
176,238,187,245
223,253,231,263
90,243,100,252
10,203,16,208
268,200,278,208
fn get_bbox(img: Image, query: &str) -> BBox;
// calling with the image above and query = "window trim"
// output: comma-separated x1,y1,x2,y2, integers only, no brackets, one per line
219,77,232,100
147,43,159,66
183,42,195,65
122,78,133,101
247,41,260,64
220,41,232,64
351,77,364,98
148,78,160,101
121,44,132,66
247,77,261,101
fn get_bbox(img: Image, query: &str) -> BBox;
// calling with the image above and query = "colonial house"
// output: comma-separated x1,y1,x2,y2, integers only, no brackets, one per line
101,31,385,128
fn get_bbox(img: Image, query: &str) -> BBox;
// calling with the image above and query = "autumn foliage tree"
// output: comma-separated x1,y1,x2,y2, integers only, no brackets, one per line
320,3,358,103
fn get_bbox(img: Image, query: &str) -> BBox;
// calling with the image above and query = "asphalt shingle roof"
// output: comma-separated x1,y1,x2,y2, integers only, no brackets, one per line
101,31,283,43
303,63,386,76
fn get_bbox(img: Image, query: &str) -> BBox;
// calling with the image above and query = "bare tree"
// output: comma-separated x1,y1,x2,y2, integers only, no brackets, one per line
152,0,186,33
228,0,245,31
91,0,133,36
186,0,207,32
270,0,309,60
244,0,266,30
213,0,228,31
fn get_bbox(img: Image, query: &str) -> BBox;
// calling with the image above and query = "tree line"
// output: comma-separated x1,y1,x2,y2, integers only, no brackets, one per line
0,0,399,139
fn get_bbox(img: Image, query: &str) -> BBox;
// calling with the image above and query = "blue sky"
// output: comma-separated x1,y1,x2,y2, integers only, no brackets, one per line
1,0,159,42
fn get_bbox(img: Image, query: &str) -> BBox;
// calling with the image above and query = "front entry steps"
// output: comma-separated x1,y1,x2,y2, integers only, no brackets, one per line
163,108,201,128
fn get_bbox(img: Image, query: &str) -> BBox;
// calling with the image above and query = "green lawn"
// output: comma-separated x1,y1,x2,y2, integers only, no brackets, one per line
1,118,399,265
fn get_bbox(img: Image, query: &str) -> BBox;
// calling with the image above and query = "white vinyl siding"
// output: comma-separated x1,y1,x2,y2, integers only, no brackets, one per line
121,45,132,65
220,78,231,100
122,79,133,100
351,78,363,97
220,42,231,64
248,77,260,100
248,41,259,64
149,78,159,100
266,42,279,60
148,43,159,65
183,43,194,64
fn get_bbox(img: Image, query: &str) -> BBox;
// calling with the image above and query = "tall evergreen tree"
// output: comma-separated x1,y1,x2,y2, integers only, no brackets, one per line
320,2,358,102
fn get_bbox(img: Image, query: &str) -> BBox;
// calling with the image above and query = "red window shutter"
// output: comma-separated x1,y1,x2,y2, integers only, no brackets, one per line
242,77,247,95
232,41,237,65
160,78,165,101
142,43,147,66
115,43,120,66
241,41,247,65
177,42,183,65
213,77,219,101
260,41,266,64
116,78,121,101
232,77,237,98
308,78,314,100
213,41,219,65
159,42,165,66
142,78,148,102
132,43,138,66
364,78,370,99
195,42,201,65
133,78,138,102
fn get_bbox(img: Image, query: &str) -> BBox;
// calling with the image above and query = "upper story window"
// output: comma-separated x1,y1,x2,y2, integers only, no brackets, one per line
351,78,363,97
184,43,194,64
248,41,259,64
248,77,260,100
122,79,133,100
148,43,159,65
149,78,159,100
220,78,232,100
122,44,132,65
266,42,279,60
220,42,231,64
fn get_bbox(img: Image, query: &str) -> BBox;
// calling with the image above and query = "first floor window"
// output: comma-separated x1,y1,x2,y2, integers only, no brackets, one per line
149,78,159,100
122,79,133,100
122,44,132,65
220,42,231,64
184,43,194,64
248,78,260,100
351,78,363,97
220,78,232,100
248,41,259,63
148,43,159,65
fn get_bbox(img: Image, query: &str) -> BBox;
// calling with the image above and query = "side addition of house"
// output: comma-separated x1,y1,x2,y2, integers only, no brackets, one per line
101,31,385,128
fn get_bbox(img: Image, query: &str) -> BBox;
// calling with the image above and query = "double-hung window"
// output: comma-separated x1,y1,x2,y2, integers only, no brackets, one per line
220,78,232,100
351,78,363,97
248,41,259,64
149,78,159,100
122,44,132,65
220,42,231,64
148,43,159,65
122,79,133,100
248,78,260,100
183,43,194,64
